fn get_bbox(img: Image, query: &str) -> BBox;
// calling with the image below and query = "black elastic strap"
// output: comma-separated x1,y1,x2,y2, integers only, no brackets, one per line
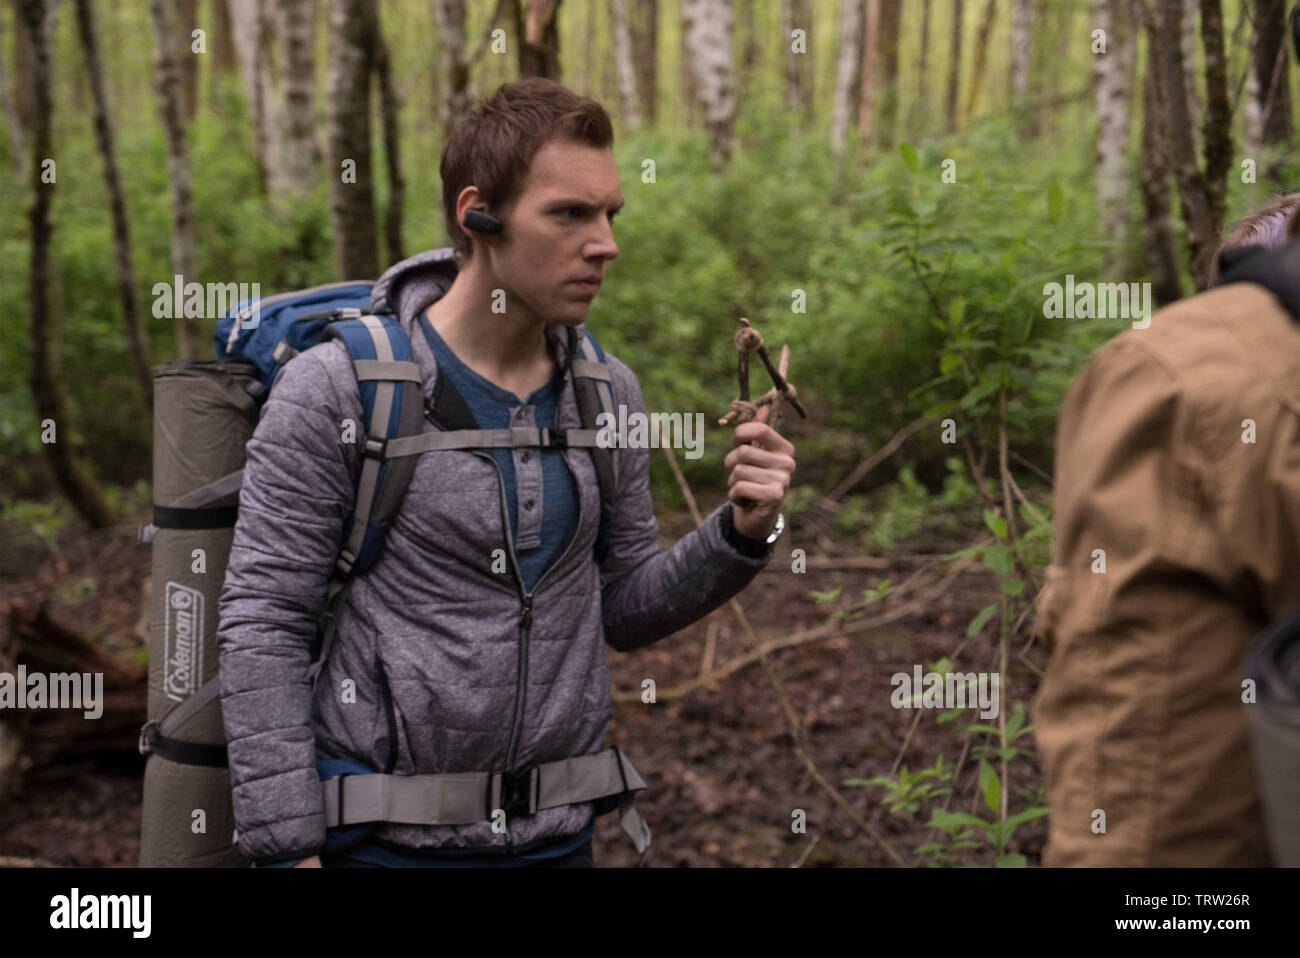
152,504,239,530
144,727,228,767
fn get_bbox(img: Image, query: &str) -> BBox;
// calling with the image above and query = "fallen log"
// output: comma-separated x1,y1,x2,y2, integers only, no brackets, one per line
0,600,146,797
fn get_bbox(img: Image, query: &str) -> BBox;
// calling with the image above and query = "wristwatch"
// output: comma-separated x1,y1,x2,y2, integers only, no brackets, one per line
765,512,786,545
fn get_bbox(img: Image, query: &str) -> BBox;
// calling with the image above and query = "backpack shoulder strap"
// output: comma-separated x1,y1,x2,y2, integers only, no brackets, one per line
306,314,424,689
566,326,619,563
322,314,426,579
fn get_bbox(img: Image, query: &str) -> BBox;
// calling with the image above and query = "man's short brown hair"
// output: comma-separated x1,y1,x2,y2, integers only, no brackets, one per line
1209,192,1300,286
440,78,614,265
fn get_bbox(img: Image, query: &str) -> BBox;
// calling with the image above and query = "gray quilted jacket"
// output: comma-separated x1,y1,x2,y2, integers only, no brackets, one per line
216,249,775,865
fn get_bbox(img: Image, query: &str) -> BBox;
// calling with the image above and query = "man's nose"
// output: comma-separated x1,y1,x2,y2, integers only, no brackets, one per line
586,220,618,261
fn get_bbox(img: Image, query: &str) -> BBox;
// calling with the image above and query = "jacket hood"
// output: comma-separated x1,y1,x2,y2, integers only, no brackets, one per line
370,247,579,366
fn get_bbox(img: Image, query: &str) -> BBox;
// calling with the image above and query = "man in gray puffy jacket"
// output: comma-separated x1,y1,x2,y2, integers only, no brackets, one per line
216,78,796,867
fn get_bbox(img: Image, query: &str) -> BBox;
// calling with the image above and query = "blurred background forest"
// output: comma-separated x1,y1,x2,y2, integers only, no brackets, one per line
0,0,1298,867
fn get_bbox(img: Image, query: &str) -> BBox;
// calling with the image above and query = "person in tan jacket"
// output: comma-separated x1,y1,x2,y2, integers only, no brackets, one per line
1033,195,1300,866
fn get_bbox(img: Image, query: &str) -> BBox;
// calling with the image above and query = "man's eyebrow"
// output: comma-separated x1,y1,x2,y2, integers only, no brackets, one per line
548,197,625,212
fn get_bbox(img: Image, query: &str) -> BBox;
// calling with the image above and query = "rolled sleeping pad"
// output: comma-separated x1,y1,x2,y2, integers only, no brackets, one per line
1244,610,1300,868
141,359,258,867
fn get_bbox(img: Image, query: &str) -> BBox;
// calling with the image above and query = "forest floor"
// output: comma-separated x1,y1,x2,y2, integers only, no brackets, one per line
0,497,1046,868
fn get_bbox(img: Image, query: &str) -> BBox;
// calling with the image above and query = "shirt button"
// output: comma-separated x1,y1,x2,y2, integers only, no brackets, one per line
524,499,535,510
521,451,531,463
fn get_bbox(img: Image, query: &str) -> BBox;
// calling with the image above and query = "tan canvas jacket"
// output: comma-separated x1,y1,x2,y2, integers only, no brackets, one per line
1033,282,1300,866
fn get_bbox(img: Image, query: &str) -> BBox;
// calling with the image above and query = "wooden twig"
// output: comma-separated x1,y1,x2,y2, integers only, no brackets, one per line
613,560,970,703
1009,451,1052,486
790,834,821,868
830,410,949,501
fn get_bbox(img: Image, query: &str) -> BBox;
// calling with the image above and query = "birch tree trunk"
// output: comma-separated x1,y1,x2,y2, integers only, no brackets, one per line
945,0,963,132
631,0,657,124
856,0,879,141
1253,0,1291,146
1243,60,1262,162
877,0,900,148
19,0,114,529
1091,0,1133,266
682,0,736,167
963,0,996,124
229,0,274,193
271,0,321,196
74,0,151,412
148,0,202,359
430,0,469,139
830,0,863,156
327,0,378,279
611,0,642,128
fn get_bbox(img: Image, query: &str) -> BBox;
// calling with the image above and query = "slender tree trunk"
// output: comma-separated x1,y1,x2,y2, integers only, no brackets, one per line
1200,0,1231,234
370,2,404,264
782,0,812,119
1140,22,1183,303
272,0,321,196
631,0,657,124
430,0,469,139
876,0,900,148
857,0,879,140
1092,0,1133,267
19,0,114,529
682,0,736,167
1154,0,1216,288
1009,0,1031,131
149,0,202,358
1180,0,1200,150
611,0,642,127
945,0,963,132
680,1,697,127
0,9,27,173
12,0,36,134
1253,0,1291,145
327,0,378,279
174,0,198,122
963,0,996,124
830,0,863,156
229,0,273,193
515,0,560,79
210,0,237,83
74,0,151,413
913,0,931,129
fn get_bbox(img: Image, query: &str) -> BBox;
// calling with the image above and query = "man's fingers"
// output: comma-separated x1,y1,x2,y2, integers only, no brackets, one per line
727,463,787,488
731,420,795,454
728,480,777,506
724,444,795,472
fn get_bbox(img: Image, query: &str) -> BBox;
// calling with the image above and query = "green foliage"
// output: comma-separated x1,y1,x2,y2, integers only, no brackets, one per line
2,496,67,553
844,755,954,816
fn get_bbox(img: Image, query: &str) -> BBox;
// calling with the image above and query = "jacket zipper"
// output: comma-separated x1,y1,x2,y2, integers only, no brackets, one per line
472,443,584,849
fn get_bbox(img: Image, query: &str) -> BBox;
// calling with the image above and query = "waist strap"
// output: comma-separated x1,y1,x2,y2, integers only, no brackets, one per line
321,746,651,855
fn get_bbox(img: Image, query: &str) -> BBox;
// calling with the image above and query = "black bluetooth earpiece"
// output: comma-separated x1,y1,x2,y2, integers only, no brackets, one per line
462,209,503,234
